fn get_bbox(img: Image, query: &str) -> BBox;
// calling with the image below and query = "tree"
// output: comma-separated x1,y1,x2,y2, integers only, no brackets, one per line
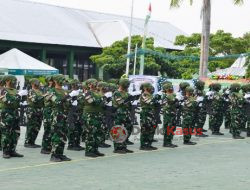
169,0,244,78
172,30,249,78
90,35,162,78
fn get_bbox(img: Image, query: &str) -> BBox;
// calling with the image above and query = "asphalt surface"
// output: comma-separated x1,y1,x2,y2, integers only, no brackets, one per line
0,120,250,190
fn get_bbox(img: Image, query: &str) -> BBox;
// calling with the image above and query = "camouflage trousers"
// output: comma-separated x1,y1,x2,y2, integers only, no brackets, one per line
224,110,231,129
230,111,242,137
41,108,53,151
83,112,103,153
209,112,223,133
25,108,43,145
113,109,133,150
247,116,250,136
0,109,20,153
182,117,194,143
140,110,155,147
51,113,68,155
163,113,177,145
195,109,206,131
68,119,83,147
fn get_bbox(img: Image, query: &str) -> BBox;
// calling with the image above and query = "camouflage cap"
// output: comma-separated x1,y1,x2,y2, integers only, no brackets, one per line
3,75,17,83
119,78,130,89
53,74,65,83
142,82,153,90
108,83,117,91
86,78,98,86
82,82,87,89
185,86,194,94
230,83,241,92
209,83,221,91
241,84,250,93
45,75,53,83
162,83,173,91
108,78,118,85
194,80,205,90
97,81,108,89
179,82,190,91
29,78,40,85
0,75,4,85
69,79,79,85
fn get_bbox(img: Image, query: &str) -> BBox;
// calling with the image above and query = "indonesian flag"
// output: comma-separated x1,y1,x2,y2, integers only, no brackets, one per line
145,3,152,26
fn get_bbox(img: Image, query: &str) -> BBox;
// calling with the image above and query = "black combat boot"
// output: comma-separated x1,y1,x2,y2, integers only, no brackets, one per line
163,143,178,148
59,155,72,161
184,141,197,145
41,149,51,154
233,135,245,139
126,140,134,145
123,148,134,153
94,151,105,157
113,149,127,154
85,152,99,158
10,151,24,157
24,143,41,148
50,154,62,162
99,143,111,148
148,145,158,150
3,152,11,159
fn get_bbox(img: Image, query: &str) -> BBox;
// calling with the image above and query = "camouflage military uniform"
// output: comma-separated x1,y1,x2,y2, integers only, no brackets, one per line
112,79,133,153
207,83,224,135
50,75,71,161
242,84,250,137
0,76,4,150
176,82,190,127
1,75,23,158
67,79,84,151
25,79,44,147
139,83,158,150
222,88,231,129
83,79,105,157
41,77,54,154
194,80,208,137
229,83,245,139
162,83,178,147
182,87,197,144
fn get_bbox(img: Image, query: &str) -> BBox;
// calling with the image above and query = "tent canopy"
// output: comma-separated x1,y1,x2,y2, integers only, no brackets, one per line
0,48,58,75
209,55,248,77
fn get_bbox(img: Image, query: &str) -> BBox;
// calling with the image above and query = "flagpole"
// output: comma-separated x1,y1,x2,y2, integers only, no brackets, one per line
139,3,151,75
125,0,134,77
133,43,138,75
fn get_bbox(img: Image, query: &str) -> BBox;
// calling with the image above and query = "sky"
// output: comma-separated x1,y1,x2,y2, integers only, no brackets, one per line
26,0,250,37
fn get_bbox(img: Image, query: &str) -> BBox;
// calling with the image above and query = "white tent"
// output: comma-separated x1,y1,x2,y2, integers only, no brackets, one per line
0,48,58,75
209,55,248,77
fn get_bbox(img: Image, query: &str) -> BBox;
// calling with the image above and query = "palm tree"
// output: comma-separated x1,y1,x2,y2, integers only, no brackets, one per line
170,0,244,78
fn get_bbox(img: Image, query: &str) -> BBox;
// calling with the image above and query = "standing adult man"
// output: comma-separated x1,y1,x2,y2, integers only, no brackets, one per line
207,83,224,135
194,80,208,137
182,87,197,145
242,84,250,137
0,76,5,151
1,75,23,158
83,79,105,157
24,78,44,148
50,75,71,162
139,83,158,151
229,83,245,139
112,79,134,154
41,76,54,154
162,82,178,148
67,79,84,151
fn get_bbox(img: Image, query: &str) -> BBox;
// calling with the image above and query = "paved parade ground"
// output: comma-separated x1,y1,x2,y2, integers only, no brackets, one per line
1,122,250,190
